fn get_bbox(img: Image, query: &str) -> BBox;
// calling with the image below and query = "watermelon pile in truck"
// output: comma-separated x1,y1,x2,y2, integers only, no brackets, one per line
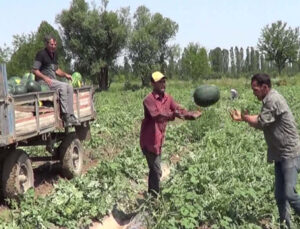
0,63,96,198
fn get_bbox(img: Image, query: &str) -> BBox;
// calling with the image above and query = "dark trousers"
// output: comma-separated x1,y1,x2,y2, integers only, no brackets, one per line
143,149,162,197
275,156,300,228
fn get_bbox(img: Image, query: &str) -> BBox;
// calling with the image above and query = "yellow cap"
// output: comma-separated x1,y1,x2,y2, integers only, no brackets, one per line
151,71,165,82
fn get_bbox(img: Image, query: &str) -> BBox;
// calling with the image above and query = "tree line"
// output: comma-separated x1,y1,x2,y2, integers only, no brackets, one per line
0,0,299,90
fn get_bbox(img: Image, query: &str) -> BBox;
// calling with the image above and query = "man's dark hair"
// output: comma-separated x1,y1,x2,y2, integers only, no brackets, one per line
251,73,271,88
44,34,56,44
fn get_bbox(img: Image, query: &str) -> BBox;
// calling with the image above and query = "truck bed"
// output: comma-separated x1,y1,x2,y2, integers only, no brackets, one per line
1,86,95,146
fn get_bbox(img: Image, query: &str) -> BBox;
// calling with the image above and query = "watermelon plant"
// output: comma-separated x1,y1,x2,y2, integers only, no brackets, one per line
1,79,300,228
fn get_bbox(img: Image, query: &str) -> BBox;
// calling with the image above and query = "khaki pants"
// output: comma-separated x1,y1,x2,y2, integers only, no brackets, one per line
49,79,74,115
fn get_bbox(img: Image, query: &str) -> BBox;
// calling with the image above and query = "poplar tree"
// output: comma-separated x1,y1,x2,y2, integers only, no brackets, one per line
258,20,300,74
230,47,236,76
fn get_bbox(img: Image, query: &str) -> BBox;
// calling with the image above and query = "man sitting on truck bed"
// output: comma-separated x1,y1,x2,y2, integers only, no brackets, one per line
32,34,80,127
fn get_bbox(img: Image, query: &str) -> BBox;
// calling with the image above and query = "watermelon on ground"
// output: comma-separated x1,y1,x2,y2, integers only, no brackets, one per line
193,85,220,107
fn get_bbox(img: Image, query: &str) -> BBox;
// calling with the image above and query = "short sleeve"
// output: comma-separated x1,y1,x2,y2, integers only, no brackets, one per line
32,51,43,70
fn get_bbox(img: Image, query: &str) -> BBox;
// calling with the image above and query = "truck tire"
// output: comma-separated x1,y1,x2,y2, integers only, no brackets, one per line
75,121,91,141
58,133,83,179
2,149,34,198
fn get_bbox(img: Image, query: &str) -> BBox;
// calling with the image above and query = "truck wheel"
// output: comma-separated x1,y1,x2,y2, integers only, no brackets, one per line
2,149,34,198
75,121,91,141
59,133,83,179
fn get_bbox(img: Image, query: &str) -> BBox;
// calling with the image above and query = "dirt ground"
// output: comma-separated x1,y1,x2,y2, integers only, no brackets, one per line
89,163,171,229
33,150,98,197
0,150,99,217
0,151,175,229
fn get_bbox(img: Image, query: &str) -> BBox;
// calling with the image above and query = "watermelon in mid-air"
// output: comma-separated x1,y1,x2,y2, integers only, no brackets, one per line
193,85,220,107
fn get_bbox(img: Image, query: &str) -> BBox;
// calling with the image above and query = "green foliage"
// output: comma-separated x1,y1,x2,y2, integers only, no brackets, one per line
258,20,300,75
165,44,181,78
0,44,11,63
180,42,210,81
6,21,69,77
4,78,300,228
6,33,36,76
57,0,130,89
209,47,223,73
123,80,141,91
128,5,178,86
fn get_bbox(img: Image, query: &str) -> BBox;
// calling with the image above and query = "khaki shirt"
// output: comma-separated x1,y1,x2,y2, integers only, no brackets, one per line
257,89,300,163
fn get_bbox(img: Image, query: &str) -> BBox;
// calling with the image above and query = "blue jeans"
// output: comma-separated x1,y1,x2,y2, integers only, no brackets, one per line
275,156,300,227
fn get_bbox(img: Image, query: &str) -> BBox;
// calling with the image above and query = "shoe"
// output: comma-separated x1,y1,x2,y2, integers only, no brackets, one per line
62,113,80,127
280,219,291,229
62,113,69,126
68,114,81,126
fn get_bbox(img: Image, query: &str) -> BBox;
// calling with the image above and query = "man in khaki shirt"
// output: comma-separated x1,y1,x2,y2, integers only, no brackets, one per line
231,73,300,228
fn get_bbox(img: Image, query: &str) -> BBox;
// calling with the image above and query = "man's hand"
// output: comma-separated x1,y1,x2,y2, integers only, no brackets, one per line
230,109,243,121
174,110,184,119
174,109,202,120
44,77,52,87
65,73,72,81
191,110,202,119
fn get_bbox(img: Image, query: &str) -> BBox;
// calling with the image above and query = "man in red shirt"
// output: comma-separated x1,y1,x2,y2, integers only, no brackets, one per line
140,71,202,197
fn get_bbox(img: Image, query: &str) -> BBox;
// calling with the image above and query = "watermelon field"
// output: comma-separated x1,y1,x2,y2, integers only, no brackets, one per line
1,76,300,228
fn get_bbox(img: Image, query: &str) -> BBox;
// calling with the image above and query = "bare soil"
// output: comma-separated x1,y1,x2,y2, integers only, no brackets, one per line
33,149,99,197
0,149,175,229
89,162,172,229
0,149,99,219
89,215,130,229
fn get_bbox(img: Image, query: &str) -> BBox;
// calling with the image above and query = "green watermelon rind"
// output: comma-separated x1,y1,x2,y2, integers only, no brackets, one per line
26,80,41,93
14,85,28,95
72,72,82,88
193,85,220,107
8,76,22,86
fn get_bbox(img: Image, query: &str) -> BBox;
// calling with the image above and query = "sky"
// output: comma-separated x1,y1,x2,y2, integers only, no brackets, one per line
0,0,299,51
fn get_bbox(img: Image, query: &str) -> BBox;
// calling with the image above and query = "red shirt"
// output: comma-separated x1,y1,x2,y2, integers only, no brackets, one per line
140,92,187,155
